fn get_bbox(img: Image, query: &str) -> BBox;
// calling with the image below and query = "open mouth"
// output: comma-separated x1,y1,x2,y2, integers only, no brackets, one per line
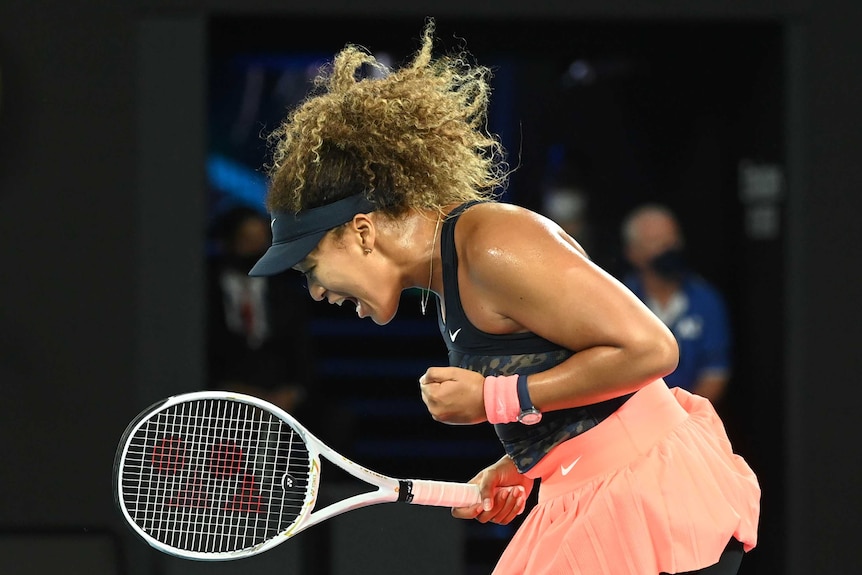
326,291,369,318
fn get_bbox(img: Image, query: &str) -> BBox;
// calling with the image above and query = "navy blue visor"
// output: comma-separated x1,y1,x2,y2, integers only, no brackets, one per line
248,193,376,276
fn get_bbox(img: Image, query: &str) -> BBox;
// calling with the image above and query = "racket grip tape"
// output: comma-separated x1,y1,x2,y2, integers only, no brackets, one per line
398,479,482,508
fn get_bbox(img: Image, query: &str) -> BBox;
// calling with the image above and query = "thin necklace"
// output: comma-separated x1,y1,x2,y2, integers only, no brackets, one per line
420,213,442,316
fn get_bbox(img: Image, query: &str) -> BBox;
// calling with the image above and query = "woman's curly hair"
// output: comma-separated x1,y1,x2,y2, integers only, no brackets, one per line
264,19,509,217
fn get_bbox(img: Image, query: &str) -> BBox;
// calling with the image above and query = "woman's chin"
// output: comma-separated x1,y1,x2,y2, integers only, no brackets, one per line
370,312,396,326
364,302,398,325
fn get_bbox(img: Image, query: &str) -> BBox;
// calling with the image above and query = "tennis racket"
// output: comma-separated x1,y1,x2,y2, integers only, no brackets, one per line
113,390,482,560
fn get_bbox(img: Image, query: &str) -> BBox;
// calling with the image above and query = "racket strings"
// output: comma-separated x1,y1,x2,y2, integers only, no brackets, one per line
119,399,312,554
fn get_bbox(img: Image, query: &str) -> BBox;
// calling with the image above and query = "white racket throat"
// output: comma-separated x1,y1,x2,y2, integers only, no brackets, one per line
114,391,481,560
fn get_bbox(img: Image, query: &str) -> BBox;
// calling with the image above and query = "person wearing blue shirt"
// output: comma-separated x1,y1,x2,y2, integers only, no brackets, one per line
621,204,732,404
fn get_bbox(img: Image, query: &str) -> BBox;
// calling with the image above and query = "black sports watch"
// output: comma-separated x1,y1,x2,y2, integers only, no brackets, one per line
516,374,542,425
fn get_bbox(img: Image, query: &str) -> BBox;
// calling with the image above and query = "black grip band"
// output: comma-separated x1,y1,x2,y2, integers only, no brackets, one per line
397,480,414,503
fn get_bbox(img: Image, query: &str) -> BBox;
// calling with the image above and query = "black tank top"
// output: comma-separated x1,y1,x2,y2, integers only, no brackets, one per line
435,201,631,472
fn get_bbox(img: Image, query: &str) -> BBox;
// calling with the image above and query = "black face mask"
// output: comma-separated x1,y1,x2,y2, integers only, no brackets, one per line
649,248,688,282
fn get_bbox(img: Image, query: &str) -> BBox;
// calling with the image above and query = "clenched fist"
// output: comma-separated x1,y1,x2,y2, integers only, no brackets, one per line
419,366,487,424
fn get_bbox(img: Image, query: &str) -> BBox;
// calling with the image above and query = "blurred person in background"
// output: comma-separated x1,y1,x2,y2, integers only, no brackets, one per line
621,204,732,406
206,205,315,414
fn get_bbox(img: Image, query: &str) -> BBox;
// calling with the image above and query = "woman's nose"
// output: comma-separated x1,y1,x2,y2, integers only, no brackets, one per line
308,281,326,302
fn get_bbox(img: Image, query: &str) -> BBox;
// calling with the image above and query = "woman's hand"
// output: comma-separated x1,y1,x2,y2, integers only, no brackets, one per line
451,456,534,525
419,366,487,424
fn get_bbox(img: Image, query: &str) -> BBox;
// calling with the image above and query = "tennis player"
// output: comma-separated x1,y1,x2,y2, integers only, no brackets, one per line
248,20,760,575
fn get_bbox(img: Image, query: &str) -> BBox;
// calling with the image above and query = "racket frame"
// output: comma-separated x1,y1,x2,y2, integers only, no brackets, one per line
114,391,480,560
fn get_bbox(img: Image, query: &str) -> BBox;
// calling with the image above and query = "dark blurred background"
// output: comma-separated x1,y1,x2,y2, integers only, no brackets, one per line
1,2,860,575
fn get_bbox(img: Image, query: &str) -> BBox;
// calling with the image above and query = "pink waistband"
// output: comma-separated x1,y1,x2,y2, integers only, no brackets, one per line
525,379,688,502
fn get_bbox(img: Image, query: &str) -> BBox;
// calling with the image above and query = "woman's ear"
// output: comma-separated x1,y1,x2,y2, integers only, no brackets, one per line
352,213,376,252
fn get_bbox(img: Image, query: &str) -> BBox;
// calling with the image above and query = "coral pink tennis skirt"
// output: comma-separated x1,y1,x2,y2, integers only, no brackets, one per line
492,379,760,575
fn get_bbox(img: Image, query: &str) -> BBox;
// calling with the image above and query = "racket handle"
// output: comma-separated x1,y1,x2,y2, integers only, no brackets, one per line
405,479,482,508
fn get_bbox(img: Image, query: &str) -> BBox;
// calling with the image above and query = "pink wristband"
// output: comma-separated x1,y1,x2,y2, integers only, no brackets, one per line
483,374,521,424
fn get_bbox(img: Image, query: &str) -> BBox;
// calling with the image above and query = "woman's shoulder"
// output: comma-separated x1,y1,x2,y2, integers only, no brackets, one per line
452,201,566,266
452,200,546,229
455,201,559,242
